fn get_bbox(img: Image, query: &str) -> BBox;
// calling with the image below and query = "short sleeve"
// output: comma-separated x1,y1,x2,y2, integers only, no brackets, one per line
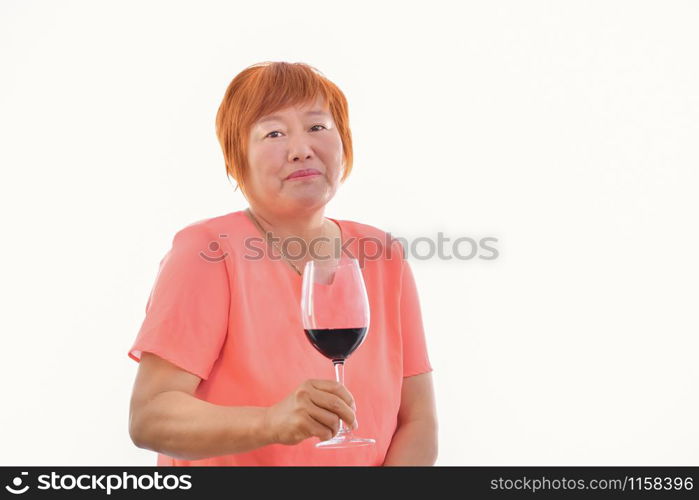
128,225,231,380
396,244,433,378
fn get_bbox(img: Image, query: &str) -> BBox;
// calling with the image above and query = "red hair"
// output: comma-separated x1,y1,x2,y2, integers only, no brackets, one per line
215,61,354,195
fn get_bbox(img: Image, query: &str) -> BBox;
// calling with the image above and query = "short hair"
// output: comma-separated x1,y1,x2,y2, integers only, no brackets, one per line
215,61,354,196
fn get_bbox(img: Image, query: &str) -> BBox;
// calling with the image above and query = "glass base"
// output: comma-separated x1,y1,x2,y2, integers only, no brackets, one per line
315,429,376,449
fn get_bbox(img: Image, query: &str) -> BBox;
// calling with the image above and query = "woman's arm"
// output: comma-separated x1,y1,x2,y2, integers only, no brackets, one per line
129,352,359,461
129,352,273,460
382,372,438,466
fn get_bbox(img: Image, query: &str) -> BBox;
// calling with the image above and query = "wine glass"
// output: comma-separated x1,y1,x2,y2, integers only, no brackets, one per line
301,257,375,448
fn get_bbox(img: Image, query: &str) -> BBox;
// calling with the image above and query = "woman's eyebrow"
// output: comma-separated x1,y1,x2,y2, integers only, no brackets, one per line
257,110,330,124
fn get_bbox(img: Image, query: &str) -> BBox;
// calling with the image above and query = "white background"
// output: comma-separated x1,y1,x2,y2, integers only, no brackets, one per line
1,0,697,466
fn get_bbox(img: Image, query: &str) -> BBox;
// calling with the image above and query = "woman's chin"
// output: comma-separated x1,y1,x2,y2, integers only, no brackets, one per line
285,193,332,210
283,187,331,203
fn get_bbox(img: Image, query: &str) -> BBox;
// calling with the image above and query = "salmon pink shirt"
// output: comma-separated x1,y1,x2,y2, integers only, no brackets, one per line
127,209,433,466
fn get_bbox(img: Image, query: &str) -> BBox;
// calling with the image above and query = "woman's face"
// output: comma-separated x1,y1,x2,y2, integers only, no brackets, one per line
245,95,344,215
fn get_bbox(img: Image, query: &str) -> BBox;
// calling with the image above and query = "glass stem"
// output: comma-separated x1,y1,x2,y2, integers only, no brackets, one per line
333,360,349,434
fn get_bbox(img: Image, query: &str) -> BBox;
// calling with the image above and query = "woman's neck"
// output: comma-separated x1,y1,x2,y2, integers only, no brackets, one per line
246,205,341,266
246,205,328,243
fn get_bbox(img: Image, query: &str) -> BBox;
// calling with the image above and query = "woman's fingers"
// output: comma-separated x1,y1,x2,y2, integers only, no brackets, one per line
305,405,340,439
309,379,355,410
305,413,336,442
308,385,356,429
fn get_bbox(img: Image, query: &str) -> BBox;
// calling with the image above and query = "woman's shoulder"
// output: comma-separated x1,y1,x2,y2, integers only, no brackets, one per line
337,216,396,239
338,217,379,237
338,217,407,263
168,210,245,247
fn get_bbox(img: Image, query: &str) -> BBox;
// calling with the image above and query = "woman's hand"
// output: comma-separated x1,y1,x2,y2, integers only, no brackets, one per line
263,379,357,445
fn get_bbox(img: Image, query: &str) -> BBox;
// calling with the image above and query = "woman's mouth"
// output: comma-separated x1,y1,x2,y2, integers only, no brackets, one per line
286,168,322,180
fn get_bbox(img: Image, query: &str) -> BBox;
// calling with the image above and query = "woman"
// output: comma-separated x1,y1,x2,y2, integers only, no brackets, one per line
127,61,437,466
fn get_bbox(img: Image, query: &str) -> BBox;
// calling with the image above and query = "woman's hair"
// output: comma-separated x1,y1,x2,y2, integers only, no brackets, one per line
215,61,354,195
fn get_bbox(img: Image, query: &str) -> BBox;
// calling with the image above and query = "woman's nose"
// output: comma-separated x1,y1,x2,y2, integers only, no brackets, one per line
288,144,313,163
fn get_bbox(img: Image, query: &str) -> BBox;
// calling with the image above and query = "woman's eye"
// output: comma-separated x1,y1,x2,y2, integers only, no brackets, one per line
265,125,326,139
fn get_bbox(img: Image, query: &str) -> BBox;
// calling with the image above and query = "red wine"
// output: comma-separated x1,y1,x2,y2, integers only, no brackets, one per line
304,327,368,362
